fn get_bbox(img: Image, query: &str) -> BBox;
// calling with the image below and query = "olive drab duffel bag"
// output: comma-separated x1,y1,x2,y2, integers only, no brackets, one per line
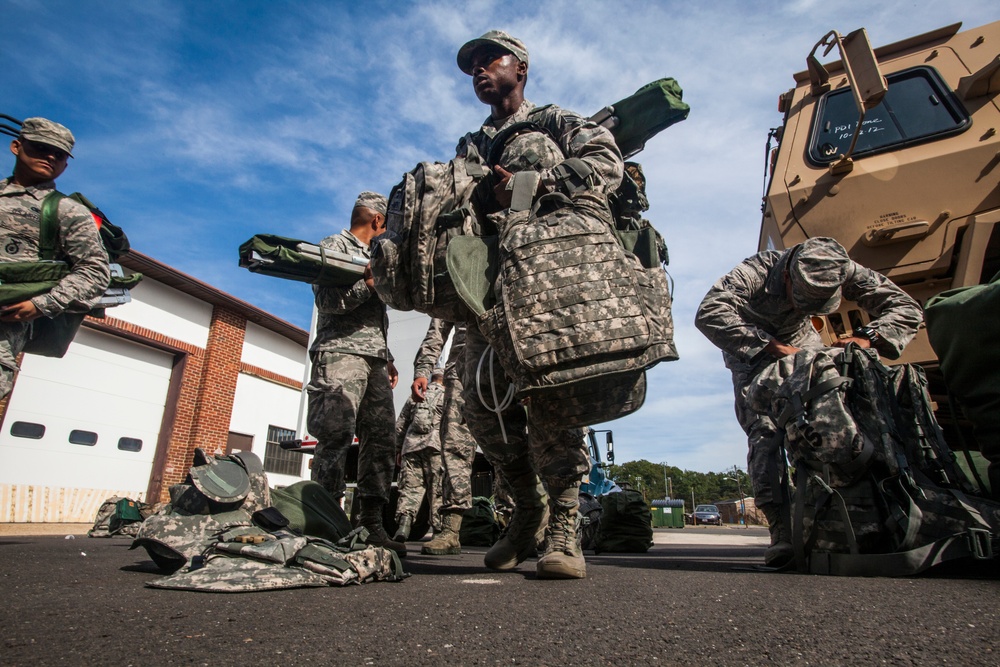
238,234,368,287
747,344,1000,576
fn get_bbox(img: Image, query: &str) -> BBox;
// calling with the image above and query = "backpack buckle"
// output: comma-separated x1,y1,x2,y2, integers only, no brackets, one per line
966,528,993,560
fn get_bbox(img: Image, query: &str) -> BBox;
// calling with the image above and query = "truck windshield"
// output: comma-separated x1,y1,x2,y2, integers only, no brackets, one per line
809,65,970,164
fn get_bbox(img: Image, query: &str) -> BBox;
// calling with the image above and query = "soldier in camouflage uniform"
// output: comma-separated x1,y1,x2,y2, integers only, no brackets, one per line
694,237,923,566
0,118,110,398
411,318,476,554
453,31,624,578
305,191,405,555
392,368,445,541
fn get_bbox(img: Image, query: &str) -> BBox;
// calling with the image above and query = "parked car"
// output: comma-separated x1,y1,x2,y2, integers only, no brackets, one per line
692,504,722,526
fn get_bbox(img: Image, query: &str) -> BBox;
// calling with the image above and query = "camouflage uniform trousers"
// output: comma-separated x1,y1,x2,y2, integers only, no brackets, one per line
395,448,443,531
0,322,29,399
306,351,395,504
461,325,589,492
439,373,478,513
734,367,785,508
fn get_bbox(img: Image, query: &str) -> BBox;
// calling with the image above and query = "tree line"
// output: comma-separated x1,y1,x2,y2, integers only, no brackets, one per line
604,459,751,507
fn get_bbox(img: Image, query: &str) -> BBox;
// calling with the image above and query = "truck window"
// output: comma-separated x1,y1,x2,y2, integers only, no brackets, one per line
809,66,969,164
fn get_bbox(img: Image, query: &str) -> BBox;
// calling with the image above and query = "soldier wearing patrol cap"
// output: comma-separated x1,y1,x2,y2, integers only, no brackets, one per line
306,190,406,555
695,237,923,567
0,117,110,397
451,30,624,579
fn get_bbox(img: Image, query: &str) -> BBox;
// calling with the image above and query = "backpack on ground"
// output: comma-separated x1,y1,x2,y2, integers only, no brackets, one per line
460,496,501,547
88,496,152,538
593,489,653,553
0,190,142,358
748,344,1000,576
577,491,603,551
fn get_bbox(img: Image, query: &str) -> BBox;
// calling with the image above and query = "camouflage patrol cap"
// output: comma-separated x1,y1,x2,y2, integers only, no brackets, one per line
354,191,387,216
457,30,529,75
18,117,75,157
788,237,850,315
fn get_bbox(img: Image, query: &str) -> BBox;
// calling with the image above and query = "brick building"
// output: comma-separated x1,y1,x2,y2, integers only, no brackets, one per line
0,251,311,523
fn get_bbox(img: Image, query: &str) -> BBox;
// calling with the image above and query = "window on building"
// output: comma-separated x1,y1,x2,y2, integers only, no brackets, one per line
69,430,98,446
10,421,45,439
263,425,302,476
118,437,142,452
809,66,970,164
226,432,254,455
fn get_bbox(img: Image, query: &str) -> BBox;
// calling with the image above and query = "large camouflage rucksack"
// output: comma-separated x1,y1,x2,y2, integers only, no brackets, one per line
133,449,407,591
370,156,484,322
748,345,1000,576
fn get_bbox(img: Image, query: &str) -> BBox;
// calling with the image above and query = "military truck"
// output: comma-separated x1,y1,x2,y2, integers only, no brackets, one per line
760,19,1000,477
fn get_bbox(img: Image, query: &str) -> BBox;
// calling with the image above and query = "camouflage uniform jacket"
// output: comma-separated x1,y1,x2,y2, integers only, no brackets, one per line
395,381,445,456
414,318,465,383
310,229,392,361
695,248,923,386
457,99,623,202
0,177,110,316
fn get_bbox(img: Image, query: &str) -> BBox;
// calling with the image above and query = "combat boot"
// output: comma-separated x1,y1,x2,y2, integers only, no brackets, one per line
358,497,407,556
421,511,463,555
393,514,412,542
536,485,586,579
761,503,793,568
484,474,548,571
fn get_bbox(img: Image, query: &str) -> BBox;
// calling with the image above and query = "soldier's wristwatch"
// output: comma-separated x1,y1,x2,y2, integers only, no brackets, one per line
854,325,882,347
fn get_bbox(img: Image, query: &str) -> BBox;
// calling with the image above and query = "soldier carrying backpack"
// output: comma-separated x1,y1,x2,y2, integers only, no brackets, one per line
0,116,111,397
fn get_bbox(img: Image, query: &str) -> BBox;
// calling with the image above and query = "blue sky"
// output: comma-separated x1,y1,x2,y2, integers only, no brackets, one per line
3,1,996,473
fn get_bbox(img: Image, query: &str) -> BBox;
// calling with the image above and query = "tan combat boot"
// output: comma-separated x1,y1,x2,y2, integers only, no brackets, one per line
421,510,463,555
484,474,548,571
358,498,407,556
761,503,793,567
536,485,586,579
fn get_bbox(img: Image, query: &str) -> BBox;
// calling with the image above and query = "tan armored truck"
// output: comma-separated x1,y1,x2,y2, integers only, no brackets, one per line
760,20,1000,468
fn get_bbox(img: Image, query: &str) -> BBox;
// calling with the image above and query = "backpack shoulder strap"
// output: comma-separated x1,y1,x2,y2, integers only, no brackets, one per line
39,191,65,261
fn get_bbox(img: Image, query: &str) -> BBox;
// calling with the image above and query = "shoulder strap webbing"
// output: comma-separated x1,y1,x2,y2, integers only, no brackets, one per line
39,191,64,261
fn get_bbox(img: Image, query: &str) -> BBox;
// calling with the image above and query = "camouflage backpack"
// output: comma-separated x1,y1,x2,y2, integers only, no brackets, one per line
369,155,485,322
88,496,151,538
748,345,1000,576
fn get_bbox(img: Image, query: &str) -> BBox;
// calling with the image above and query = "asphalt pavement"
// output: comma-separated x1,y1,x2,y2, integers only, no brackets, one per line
2,527,998,666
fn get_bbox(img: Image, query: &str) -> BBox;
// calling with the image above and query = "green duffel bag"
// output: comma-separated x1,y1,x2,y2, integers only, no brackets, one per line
590,78,690,159
0,260,68,306
925,272,1000,449
270,480,354,543
239,234,367,287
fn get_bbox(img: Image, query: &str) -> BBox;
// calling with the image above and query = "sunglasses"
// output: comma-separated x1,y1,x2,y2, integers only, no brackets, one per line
20,139,70,161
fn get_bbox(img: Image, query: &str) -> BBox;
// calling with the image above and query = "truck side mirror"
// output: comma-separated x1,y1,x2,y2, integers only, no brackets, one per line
807,28,888,174
606,433,614,463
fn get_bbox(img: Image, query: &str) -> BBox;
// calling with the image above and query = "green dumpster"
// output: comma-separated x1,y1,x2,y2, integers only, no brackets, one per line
651,499,685,528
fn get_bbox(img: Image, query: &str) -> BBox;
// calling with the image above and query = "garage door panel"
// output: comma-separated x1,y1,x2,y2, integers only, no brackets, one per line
0,328,172,498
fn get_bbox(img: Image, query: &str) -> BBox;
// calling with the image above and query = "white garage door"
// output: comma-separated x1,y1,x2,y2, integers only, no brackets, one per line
0,327,173,521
